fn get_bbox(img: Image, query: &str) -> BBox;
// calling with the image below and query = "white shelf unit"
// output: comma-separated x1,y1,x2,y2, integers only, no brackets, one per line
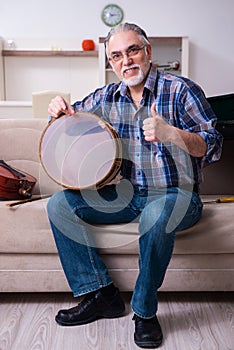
0,49,99,102
99,36,189,86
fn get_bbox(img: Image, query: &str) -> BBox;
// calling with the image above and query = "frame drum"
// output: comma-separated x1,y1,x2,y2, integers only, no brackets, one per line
39,111,122,189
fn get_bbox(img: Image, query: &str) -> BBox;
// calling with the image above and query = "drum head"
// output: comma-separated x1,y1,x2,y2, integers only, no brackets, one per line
39,111,122,189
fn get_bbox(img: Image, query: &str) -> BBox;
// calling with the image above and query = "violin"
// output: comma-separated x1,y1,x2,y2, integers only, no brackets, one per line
0,160,37,200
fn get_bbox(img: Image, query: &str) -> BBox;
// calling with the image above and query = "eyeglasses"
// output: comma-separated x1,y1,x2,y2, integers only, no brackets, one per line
109,44,146,63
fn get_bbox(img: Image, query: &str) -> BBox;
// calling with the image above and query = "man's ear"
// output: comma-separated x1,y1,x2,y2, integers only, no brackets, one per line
146,44,152,61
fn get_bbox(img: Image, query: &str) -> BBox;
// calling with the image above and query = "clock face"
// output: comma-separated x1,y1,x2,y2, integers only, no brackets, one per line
101,4,124,27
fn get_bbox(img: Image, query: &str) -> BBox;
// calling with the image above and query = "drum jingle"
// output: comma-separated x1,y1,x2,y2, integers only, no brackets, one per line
39,111,122,190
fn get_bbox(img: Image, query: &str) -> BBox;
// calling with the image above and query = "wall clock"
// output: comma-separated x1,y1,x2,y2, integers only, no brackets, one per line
101,4,124,27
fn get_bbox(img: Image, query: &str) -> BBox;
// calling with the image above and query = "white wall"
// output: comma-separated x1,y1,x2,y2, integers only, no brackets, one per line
0,0,233,97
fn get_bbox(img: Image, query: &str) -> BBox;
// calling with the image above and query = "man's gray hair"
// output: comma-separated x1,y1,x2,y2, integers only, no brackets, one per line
104,23,150,51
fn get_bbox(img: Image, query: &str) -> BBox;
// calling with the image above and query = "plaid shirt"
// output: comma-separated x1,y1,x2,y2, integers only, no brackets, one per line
73,64,222,189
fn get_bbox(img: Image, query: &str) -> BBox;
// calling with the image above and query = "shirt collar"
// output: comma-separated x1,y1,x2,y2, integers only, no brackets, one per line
144,63,158,94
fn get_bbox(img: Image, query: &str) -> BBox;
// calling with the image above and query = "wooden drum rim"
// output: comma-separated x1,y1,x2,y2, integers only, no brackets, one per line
39,111,122,190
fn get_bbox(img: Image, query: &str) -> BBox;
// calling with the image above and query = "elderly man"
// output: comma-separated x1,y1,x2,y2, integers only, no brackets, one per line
47,23,222,348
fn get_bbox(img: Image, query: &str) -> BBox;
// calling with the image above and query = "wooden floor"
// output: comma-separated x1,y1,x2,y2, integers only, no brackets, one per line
0,292,233,350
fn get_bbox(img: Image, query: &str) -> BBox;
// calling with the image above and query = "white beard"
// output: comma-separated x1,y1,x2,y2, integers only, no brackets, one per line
121,64,145,87
123,70,145,87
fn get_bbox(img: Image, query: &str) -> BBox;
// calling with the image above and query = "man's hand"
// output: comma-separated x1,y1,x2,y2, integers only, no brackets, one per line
143,103,207,157
48,96,75,119
143,103,172,142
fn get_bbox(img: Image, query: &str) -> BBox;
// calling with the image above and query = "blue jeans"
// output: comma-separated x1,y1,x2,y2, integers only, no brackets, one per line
47,182,203,318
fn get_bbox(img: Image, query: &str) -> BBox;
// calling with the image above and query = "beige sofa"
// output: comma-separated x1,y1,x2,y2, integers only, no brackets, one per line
0,118,234,293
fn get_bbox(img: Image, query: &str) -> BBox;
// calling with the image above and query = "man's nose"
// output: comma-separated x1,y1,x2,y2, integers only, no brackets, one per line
122,53,133,65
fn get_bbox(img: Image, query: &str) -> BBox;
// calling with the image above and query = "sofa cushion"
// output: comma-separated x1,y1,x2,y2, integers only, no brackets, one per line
0,196,233,255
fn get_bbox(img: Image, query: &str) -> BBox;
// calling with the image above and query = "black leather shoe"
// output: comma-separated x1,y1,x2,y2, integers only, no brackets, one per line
55,288,125,326
133,314,163,348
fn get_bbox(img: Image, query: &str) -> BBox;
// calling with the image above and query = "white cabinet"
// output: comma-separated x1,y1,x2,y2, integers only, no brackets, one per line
99,36,189,86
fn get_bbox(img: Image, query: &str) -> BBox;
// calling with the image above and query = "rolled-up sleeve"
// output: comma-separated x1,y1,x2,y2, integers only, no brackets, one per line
178,81,223,166
197,123,223,166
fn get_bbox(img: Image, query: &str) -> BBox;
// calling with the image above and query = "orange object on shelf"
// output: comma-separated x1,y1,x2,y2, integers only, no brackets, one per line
82,40,95,51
